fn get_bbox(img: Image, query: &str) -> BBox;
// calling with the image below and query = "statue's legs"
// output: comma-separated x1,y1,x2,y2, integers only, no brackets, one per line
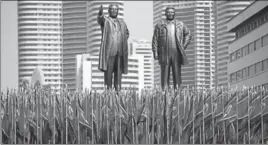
104,55,116,90
160,59,171,91
113,54,122,91
170,51,182,90
104,53,122,91
160,51,182,91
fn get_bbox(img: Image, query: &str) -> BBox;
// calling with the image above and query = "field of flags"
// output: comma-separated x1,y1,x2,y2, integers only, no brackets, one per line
1,85,268,144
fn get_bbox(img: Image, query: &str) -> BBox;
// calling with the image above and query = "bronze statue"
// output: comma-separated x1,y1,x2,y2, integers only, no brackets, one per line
97,4,129,91
152,7,192,90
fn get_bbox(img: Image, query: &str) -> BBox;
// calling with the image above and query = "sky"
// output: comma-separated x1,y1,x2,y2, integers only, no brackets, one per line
0,1,153,91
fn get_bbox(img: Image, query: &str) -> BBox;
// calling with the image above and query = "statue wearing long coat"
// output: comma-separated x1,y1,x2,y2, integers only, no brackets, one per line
97,14,129,74
152,19,192,66
152,19,192,89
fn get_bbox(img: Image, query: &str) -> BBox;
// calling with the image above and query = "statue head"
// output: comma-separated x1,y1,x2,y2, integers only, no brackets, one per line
108,4,119,18
165,7,175,21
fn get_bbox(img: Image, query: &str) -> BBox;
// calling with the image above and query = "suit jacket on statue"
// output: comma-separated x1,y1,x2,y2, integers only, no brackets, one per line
152,19,192,65
97,14,129,74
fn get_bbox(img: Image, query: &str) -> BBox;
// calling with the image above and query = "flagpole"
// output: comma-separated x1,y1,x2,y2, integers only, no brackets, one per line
136,90,139,144
65,89,68,144
41,89,43,144
53,90,55,144
10,91,13,144
261,86,264,144
14,91,16,144
202,89,205,144
212,88,215,144
223,87,226,144
0,93,2,144
92,91,94,144
85,89,88,144
77,93,80,144
131,91,135,144
236,87,239,144
248,87,250,144
107,90,109,144
177,88,180,144
23,89,26,144
192,86,194,144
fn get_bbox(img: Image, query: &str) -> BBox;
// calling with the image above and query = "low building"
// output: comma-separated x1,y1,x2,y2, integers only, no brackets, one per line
75,54,144,95
227,1,268,88
129,39,154,89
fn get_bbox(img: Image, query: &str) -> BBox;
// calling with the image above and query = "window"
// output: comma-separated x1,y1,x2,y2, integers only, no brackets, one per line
249,42,254,53
236,70,242,81
230,73,236,83
253,20,257,28
236,49,241,59
263,59,268,71
243,45,249,56
255,62,262,73
255,38,262,50
249,64,255,76
261,14,265,24
265,12,268,21
242,67,249,78
241,47,244,57
262,34,268,47
230,53,236,62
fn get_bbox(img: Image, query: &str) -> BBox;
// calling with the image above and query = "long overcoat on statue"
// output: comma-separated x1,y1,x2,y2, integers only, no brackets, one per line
97,14,129,74
152,19,192,65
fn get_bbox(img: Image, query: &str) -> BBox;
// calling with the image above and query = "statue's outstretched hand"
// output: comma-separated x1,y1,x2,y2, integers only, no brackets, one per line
99,5,103,15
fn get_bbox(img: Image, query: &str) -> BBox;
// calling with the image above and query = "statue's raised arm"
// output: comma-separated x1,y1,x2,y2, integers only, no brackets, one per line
97,5,105,26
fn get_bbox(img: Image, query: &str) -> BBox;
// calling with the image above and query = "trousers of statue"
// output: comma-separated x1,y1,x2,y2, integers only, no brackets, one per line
160,48,182,90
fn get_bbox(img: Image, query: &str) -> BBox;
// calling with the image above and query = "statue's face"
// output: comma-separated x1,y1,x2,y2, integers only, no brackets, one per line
165,8,175,20
109,5,119,18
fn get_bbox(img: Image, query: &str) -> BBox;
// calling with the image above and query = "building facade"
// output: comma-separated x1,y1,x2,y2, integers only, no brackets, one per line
62,1,88,91
129,39,154,89
76,54,144,94
227,1,268,89
215,1,251,87
62,1,124,91
18,1,62,91
153,1,216,90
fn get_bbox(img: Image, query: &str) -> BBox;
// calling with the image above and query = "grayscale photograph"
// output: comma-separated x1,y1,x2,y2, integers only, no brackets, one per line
1,0,268,144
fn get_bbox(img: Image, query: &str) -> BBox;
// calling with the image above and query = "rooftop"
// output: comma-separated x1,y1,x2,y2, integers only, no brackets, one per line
227,1,268,32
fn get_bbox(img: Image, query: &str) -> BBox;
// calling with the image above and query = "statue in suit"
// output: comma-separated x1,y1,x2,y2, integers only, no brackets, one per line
152,7,192,90
97,4,129,91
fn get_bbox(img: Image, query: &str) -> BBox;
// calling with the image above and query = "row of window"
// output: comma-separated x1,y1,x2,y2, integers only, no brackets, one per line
230,33,268,62
19,33,60,37
235,8,268,39
19,13,60,17
230,58,268,83
20,59,60,61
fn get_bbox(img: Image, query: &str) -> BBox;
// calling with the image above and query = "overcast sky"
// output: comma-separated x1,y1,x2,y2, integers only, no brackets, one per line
0,1,153,91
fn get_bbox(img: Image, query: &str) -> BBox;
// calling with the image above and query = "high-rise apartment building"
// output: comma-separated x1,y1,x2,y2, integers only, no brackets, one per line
62,1,124,91
153,1,215,90
18,1,62,91
215,1,251,87
62,1,87,91
129,39,154,89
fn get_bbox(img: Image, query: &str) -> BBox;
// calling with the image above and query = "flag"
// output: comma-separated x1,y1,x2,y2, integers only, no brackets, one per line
221,91,237,123
262,92,268,116
213,91,224,124
249,91,262,120
194,91,204,129
238,90,249,119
